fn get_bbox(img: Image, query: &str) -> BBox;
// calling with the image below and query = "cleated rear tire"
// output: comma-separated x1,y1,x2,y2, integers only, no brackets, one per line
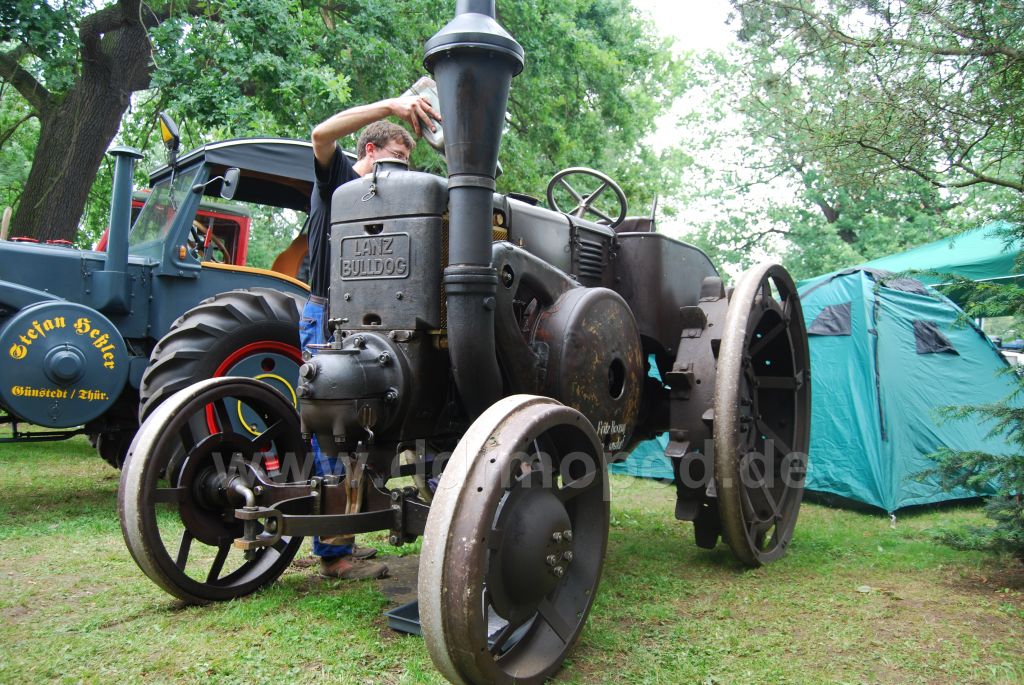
139,288,304,421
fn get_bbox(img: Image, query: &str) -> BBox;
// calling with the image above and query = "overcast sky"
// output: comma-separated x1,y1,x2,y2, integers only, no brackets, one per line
631,0,735,54
630,1,742,241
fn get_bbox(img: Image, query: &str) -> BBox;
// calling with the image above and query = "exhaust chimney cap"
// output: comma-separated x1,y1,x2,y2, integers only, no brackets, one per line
423,7,524,75
374,158,410,173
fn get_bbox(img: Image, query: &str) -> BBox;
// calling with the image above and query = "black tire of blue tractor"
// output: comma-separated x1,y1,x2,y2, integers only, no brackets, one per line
138,288,305,422
87,388,140,469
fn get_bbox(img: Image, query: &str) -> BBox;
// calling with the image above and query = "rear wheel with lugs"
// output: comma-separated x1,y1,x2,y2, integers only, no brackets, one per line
714,263,810,566
139,288,304,422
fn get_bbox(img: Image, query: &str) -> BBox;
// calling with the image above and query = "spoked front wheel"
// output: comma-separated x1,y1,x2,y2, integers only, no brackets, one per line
420,395,609,685
119,377,304,604
714,263,810,566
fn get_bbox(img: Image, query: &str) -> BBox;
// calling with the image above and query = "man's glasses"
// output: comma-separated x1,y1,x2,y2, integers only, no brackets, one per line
379,145,410,161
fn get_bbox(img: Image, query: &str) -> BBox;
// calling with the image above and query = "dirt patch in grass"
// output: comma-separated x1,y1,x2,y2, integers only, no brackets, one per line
1,604,29,620
947,560,1024,595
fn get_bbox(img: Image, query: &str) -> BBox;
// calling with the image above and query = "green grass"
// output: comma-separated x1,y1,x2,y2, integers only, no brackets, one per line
1,437,1022,684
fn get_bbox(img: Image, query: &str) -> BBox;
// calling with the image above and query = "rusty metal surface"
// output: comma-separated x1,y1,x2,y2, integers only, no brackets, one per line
118,3,814,683
532,287,643,453
614,233,721,359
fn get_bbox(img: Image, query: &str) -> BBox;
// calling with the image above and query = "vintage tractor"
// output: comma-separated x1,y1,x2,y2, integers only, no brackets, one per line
118,2,811,683
0,123,330,467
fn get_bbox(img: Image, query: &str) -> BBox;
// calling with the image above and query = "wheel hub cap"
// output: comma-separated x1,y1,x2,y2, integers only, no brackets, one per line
497,488,572,605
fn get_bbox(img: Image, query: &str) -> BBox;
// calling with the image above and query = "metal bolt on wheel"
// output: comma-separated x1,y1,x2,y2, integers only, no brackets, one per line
714,263,811,566
420,395,609,685
119,377,304,604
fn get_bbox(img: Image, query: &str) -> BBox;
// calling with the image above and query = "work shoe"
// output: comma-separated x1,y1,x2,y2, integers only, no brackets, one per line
319,556,389,580
351,545,378,560
292,545,377,569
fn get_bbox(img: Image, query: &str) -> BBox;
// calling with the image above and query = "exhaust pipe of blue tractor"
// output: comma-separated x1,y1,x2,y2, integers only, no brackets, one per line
93,145,143,313
424,0,523,418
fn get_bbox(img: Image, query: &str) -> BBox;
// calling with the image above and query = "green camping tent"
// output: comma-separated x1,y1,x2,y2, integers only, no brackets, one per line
862,220,1021,285
799,268,1014,511
800,221,1023,296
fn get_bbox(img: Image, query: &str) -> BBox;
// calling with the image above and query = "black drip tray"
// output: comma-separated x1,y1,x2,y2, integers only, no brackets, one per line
385,600,422,636
384,600,521,649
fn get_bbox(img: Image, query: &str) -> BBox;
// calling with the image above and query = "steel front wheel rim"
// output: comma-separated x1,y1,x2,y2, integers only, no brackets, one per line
119,377,304,604
420,395,609,685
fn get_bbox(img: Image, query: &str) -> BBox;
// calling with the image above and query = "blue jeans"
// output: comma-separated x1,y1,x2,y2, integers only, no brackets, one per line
300,297,351,559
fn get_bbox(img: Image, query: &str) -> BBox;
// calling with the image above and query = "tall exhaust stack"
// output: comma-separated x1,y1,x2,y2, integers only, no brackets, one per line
424,0,524,417
94,145,143,312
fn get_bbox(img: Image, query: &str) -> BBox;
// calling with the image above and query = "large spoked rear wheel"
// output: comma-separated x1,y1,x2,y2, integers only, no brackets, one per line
119,377,304,604
420,395,609,685
715,263,810,566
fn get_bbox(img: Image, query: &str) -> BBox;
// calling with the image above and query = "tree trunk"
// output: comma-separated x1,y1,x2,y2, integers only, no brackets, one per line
12,88,129,241
9,7,152,242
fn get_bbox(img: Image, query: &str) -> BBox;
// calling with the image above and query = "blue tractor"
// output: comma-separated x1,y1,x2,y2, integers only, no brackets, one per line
0,119,322,466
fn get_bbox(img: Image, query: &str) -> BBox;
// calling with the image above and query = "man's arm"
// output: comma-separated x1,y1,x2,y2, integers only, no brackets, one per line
311,96,440,168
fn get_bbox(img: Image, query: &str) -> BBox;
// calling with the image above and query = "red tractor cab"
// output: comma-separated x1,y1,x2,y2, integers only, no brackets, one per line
95,191,254,268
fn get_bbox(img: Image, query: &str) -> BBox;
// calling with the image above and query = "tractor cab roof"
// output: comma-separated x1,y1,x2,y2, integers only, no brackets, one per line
147,138,356,213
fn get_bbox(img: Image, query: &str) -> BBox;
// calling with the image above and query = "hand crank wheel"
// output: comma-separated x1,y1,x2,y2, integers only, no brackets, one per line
119,377,304,604
714,263,810,566
420,395,609,684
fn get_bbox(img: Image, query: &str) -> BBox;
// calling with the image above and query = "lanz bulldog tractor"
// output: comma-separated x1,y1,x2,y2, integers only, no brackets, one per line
118,2,811,683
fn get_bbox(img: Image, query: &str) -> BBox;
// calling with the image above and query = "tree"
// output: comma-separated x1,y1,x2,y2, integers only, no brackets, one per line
675,1,1023,278
1,0,686,243
684,163,966,280
0,1,186,241
0,85,37,228
730,0,1024,212
675,49,965,279
496,0,685,209
929,244,1024,561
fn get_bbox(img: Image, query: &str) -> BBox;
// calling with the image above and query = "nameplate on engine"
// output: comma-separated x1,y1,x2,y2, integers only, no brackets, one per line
340,233,410,280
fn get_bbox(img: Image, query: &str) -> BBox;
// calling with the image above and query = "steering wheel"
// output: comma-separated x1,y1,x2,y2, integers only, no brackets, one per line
188,220,231,264
546,167,628,227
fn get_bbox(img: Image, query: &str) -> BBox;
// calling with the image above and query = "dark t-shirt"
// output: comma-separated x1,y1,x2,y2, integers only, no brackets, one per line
308,143,359,298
